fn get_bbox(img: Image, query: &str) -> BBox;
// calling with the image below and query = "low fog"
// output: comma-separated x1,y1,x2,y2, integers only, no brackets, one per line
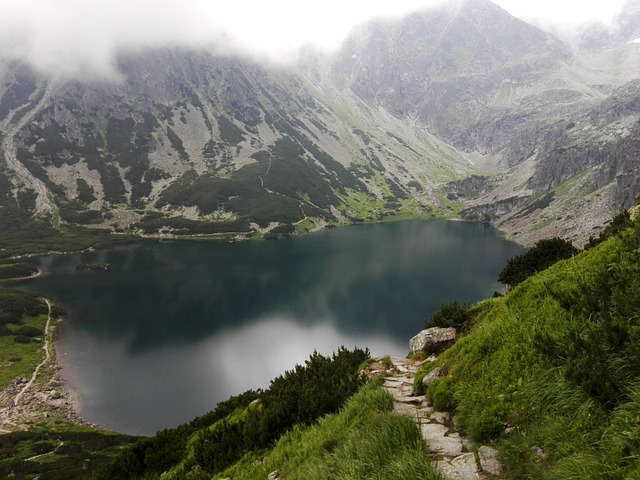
0,0,628,79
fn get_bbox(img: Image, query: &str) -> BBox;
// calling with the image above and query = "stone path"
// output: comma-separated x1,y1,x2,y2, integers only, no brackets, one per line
373,357,505,480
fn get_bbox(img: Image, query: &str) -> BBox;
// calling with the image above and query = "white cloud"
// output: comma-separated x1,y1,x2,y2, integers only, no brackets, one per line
494,0,626,26
0,0,628,78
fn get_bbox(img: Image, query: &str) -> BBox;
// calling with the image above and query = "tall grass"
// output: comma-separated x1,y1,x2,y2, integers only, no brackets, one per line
425,221,640,478
220,384,443,480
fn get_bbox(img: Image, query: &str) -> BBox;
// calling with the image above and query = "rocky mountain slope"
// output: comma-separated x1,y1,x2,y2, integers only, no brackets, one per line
0,0,638,249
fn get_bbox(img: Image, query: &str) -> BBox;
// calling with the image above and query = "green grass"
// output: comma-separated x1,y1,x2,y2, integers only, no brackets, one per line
0,425,136,480
0,291,50,389
337,189,389,221
293,217,321,235
553,167,595,196
0,315,47,388
424,219,640,478
219,384,444,480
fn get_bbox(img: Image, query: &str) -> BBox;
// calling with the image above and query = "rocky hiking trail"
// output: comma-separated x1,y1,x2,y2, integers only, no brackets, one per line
375,356,505,480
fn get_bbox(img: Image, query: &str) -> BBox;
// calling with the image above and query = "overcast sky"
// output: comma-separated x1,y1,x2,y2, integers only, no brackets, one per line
0,0,629,79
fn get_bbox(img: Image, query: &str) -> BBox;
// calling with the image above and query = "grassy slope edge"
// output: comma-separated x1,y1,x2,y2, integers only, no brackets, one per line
424,218,640,478
219,384,443,480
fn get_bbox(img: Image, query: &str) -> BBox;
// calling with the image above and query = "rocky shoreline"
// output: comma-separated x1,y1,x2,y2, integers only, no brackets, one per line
0,316,87,434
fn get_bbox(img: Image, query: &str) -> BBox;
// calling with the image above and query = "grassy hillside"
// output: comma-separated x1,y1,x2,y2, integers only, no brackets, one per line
3,210,639,478
423,216,640,478
219,384,442,480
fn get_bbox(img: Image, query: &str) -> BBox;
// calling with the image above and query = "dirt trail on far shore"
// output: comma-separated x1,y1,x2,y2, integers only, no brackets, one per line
12,300,53,407
0,298,85,433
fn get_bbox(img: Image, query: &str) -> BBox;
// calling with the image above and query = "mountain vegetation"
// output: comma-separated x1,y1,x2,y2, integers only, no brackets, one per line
90,347,371,479
1,0,640,477
422,212,640,478
0,288,139,479
0,0,638,254
0,210,639,478
496,237,579,289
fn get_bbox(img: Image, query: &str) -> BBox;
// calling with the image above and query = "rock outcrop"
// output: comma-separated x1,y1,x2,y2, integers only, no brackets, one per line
409,327,457,355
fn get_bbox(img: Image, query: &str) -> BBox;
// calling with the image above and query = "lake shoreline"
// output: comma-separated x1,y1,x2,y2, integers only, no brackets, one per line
12,219,523,434
0,305,90,434
3,218,529,262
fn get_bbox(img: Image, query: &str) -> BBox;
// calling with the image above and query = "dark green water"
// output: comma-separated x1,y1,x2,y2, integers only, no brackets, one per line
15,220,522,435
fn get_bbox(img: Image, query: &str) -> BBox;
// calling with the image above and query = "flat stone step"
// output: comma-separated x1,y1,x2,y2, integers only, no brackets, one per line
431,411,451,425
393,394,426,405
478,446,505,476
393,402,419,417
421,424,465,457
437,453,485,480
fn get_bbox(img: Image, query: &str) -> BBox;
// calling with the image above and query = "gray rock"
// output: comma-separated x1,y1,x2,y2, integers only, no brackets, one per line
431,411,451,425
478,446,505,476
531,446,545,459
393,402,420,417
421,423,464,457
416,406,434,417
48,390,62,400
392,393,425,405
422,366,444,388
437,461,468,480
382,378,404,388
268,470,280,480
437,453,482,480
409,328,457,354
451,452,482,479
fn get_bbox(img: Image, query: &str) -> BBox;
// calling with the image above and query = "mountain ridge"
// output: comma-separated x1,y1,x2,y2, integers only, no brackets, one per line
0,0,638,252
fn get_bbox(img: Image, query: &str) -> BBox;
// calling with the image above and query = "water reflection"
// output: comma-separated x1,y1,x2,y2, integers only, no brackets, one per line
58,315,404,435
16,220,523,434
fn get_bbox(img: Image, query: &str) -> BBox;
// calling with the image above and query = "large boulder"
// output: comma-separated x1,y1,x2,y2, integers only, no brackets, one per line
409,327,456,354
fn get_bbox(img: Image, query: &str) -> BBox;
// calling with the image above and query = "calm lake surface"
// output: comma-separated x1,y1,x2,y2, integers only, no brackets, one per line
16,220,523,435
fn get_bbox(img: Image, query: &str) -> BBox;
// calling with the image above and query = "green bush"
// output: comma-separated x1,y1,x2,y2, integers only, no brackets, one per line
13,335,34,344
534,222,640,410
585,210,633,249
0,262,38,280
32,440,56,454
95,347,370,479
498,237,579,289
461,397,509,442
14,325,42,337
426,300,472,330
0,428,135,479
0,287,47,325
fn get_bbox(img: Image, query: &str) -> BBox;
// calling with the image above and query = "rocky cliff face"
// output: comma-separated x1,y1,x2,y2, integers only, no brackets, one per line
331,0,573,154
0,49,471,238
0,0,638,247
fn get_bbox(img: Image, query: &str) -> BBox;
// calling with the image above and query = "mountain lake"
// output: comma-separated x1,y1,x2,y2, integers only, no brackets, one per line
14,220,523,435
